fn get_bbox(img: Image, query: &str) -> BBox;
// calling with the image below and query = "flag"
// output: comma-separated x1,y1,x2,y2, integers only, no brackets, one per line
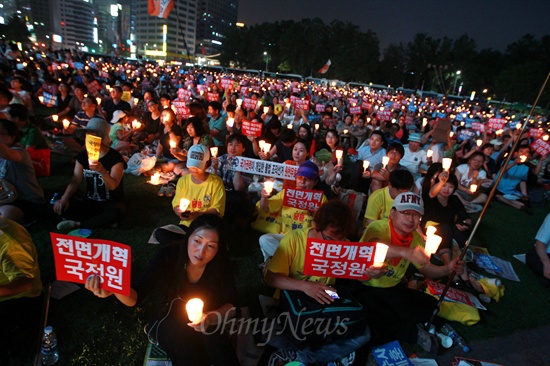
148,0,174,19
318,59,331,74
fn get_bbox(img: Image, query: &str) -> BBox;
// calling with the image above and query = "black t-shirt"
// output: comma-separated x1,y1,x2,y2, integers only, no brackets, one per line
158,124,183,159
77,148,126,201
423,194,468,228
142,112,160,134
103,99,132,123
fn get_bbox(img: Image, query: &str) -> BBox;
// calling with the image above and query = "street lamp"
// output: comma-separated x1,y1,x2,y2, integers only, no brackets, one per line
263,51,269,72
452,70,461,95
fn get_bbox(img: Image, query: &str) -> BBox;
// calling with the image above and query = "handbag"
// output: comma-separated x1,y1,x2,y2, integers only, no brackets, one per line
0,178,18,204
279,285,367,348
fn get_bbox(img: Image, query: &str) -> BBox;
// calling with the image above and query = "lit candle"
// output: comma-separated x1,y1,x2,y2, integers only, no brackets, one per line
132,120,141,129
62,119,71,129
263,106,269,114
257,100,263,108
335,150,344,165
226,117,235,128
210,147,218,158
236,99,243,107
263,180,274,195
516,123,522,130
151,172,160,185
96,97,102,105
442,158,452,171
52,115,59,122
496,129,503,135
426,226,437,237
373,243,389,267
449,131,454,138
422,118,428,127
476,139,482,147
519,155,527,163
285,102,291,109
186,298,204,323
343,129,349,135
382,156,390,169
424,234,442,256
543,135,549,141
38,96,44,104
287,124,293,129
314,124,320,131
263,143,271,153
460,121,465,126
363,160,370,171
179,198,190,212
258,140,266,152
470,184,478,193
169,140,176,149
134,97,139,105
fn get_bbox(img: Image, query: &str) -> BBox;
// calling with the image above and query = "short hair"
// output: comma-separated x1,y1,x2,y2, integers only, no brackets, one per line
370,130,385,142
111,85,123,93
279,129,297,143
82,96,98,106
225,104,236,113
0,119,21,143
208,101,222,112
313,200,354,238
468,151,485,162
387,142,405,157
7,103,28,121
0,87,13,102
159,93,171,101
389,170,414,190
517,145,531,154
227,133,247,146
73,83,88,94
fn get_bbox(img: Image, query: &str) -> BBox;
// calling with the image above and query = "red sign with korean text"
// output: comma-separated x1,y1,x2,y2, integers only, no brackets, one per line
349,106,362,115
86,80,102,96
347,98,358,106
220,78,232,89
207,92,219,102
283,189,324,212
529,128,544,139
315,104,326,113
172,100,189,119
426,279,486,310
487,118,507,130
530,138,550,157
50,233,132,296
177,88,192,101
303,239,377,280
471,122,485,132
243,98,258,110
294,99,309,111
376,110,391,121
241,120,262,137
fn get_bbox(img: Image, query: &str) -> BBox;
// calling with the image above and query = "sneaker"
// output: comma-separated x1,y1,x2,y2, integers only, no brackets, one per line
417,324,439,355
267,350,299,366
157,184,166,197
165,183,175,197
57,220,78,232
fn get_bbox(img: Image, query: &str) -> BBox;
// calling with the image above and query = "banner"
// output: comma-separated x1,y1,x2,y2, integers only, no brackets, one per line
86,80,102,96
283,189,324,211
294,99,309,111
426,279,486,310
85,134,101,162
318,59,331,74
471,122,485,132
51,233,132,296
230,156,298,180
148,0,174,19
347,98,358,106
241,120,262,137
530,138,550,157
529,128,544,139
303,239,376,280
220,78,232,89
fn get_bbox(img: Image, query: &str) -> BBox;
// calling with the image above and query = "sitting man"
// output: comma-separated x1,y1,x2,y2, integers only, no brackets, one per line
0,217,42,357
355,192,463,354
265,200,372,365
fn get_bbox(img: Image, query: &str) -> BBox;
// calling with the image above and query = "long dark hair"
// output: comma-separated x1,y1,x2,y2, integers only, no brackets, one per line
186,116,207,137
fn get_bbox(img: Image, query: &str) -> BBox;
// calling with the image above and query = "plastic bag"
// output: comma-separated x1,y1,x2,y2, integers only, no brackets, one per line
125,153,157,175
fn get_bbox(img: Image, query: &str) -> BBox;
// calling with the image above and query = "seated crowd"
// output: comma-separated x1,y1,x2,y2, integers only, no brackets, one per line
1,50,550,365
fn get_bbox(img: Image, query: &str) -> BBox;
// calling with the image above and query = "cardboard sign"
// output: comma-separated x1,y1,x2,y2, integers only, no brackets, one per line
426,279,486,310
243,98,258,110
531,138,550,156
230,156,299,180
51,233,132,296
471,122,485,132
529,128,544,139
206,92,219,102
315,103,326,113
487,118,507,130
303,239,376,280
432,118,452,142
172,100,189,119
372,341,414,366
85,134,102,161
349,106,362,115
121,91,131,102
376,110,391,121
241,120,262,137
283,189,324,212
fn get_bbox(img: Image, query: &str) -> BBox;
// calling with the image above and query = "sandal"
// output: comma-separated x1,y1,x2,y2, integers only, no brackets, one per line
157,184,166,197
165,183,175,197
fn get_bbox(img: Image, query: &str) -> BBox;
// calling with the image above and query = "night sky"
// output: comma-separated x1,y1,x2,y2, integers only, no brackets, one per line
238,0,550,52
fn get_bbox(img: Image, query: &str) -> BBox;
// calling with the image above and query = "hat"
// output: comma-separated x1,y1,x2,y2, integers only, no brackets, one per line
408,132,422,143
314,148,332,163
111,110,127,123
296,160,319,180
490,139,503,146
187,144,210,170
79,118,110,141
392,192,424,215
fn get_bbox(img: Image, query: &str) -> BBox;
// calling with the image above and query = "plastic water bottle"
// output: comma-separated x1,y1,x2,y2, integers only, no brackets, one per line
440,323,470,352
41,326,59,365
50,193,60,205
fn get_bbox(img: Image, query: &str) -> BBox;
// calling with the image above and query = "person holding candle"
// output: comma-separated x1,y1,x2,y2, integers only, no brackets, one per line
138,98,161,145
100,85,132,125
350,130,386,193
54,118,127,231
454,151,490,213
494,145,534,214
369,142,408,193
85,214,240,366
401,132,430,179
265,200,373,365
207,101,227,151
355,192,464,354
155,108,183,174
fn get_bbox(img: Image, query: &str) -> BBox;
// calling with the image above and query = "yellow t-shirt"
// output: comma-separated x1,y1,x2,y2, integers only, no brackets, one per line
266,189,327,234
172,173,226,227
360,219,424,288
0,218,42,302
364,187,393,222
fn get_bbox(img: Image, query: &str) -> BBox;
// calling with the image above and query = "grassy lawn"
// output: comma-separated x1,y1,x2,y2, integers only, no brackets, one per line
7,151,550,365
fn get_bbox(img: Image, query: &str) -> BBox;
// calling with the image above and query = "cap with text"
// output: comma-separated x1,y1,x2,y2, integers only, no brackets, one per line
392,192,424,215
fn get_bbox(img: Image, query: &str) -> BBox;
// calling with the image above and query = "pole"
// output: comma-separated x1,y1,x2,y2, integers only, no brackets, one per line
425,71,550,330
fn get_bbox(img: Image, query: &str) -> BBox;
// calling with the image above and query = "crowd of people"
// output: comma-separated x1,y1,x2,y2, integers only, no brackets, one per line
1,46,550,365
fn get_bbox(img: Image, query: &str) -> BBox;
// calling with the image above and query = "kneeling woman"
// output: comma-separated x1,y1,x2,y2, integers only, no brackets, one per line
85,214,240,366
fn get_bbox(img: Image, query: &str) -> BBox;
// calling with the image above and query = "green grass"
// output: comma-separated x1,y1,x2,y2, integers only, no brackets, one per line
6,151,550,365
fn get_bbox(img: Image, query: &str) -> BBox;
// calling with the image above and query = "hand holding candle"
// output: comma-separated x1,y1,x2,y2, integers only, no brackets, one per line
373,243,389,267
179,198,190,212
470,184,478,193
186,298,204,323
382,156,390,169
363,160,370,171
52,115,59,122
426,149,433,158
132,120,141,130
442,158,452,171
151,172,160,185
424,234,442,256
210,147,218,158
227,117,235,128
62,119,71,129
169,139,176,149
263,180,274,195
335,150,344,165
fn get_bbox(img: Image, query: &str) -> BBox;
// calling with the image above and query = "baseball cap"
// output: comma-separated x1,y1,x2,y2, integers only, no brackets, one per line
78,118,110,141
111,110,127,124
392,192,424,215
187,144,210,170
408,132,422,143
296,160,319,180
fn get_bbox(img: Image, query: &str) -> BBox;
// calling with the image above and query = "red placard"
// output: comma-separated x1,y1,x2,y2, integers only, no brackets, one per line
292,87,300,94
376,110,391,121
530,138,550,156
243,98,258,110
241,120,262,137
487,118,507,130
405,115,414,125
349,106,361,115
347,98,358,106
207,92,219,102
177,88,191,100
50,233,132,296
471,122,485,132
172,100,189,119
426,279,480,308
529,128,544,139
295,99,309,111
86,80,102,96
283,188,324,212
303,238,376,280
220,78,232,89
315,104,326,113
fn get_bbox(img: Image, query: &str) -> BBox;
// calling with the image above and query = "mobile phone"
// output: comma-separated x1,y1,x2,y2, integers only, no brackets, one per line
325,289,340,299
